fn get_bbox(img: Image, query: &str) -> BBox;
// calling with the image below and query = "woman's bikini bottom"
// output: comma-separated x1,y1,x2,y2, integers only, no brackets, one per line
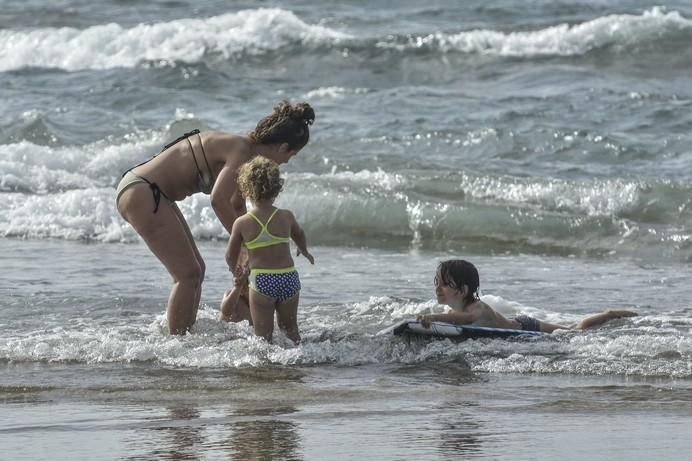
116,170,172,213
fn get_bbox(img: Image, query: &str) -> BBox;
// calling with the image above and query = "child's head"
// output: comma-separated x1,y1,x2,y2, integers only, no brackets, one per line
237,156,284,204
436,259,480,304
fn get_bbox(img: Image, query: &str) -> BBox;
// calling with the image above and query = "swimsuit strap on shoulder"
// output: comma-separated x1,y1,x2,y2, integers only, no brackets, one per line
265,208,280,226
122,128,202,178
246,211,265,228
182,131,214,193
248,209,279,230
161,129,200,152
195,132,213,180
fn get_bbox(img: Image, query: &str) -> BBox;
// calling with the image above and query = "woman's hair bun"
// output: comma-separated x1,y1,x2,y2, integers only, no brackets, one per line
274,100,315,126
292,102,315,126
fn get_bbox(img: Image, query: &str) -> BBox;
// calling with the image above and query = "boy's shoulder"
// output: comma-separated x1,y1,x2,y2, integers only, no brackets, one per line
466,301,492,316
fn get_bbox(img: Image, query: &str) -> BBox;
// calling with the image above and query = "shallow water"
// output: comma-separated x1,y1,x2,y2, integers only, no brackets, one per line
2,240,692,459
3,362,691,460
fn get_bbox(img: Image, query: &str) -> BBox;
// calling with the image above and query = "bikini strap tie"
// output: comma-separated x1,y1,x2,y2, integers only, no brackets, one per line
150,183,162,213
162,129,201,152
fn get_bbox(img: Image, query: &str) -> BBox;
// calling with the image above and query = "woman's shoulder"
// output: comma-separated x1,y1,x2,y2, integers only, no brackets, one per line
203,132,253,160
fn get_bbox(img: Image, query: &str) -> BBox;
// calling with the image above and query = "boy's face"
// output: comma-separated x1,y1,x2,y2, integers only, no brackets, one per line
434,270,459,304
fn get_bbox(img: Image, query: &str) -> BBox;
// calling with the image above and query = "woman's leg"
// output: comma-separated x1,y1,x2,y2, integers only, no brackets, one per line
249,289,276,341
117,186,203,335
170,203,205,326
276,294,300,344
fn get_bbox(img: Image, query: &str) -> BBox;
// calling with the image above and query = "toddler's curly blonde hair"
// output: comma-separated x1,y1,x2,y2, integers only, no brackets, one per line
237,156,284,203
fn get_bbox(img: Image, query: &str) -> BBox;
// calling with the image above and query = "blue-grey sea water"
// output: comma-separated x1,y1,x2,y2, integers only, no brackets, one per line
2,1,692,460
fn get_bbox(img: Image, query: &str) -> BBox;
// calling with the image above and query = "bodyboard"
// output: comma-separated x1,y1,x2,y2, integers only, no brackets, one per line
386,319,547,340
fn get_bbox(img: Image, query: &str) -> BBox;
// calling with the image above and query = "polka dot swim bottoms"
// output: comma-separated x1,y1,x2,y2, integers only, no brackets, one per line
249,268,301,302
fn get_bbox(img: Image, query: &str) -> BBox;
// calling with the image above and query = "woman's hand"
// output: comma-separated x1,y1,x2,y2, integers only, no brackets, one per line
232,263,249,287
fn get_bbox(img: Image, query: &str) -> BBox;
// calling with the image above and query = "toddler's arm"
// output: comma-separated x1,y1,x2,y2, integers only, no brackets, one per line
225,219,245,277
288,211,314,264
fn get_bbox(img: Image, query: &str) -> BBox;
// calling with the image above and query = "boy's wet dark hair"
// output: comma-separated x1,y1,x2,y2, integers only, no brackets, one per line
437,259,480,303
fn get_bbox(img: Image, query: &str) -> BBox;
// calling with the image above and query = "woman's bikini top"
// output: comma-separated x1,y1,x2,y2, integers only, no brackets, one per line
161,129,215,194
244,208,290,250
120,129,215,213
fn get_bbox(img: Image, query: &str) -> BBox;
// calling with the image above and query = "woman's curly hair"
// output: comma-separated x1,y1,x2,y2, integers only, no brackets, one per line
237,156,284,203
249,100,315,150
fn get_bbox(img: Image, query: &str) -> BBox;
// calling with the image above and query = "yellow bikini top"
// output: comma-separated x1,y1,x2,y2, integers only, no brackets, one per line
244,208,290,250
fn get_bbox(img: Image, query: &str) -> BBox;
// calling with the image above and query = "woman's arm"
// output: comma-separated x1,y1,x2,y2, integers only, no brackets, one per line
225,220,245,277
208,135,250,235
211,165,245,235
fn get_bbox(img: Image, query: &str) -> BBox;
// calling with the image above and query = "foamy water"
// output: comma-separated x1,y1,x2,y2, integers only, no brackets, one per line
2,7,691,72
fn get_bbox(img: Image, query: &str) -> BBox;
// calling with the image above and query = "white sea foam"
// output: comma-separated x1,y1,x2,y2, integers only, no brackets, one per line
1,8,687,72
460,173,640,217
304,86,371,99
288,167,639,221
0,8,351,72
1,305,688,376
0,121,684,249
0,134,163,192
0,186,233,242
377,7,691,57
0,154,666,245
0,188,123,241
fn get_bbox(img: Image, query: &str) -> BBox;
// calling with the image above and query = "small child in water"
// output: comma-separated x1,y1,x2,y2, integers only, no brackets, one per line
222,156,314,343
418,259,637,332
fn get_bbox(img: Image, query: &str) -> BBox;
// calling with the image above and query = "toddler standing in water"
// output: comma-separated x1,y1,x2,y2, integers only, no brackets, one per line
222,156,314,343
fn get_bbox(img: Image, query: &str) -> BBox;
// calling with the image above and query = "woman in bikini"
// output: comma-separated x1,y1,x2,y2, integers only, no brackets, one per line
115,101,315,335
225,156,314,343
418,259,637,332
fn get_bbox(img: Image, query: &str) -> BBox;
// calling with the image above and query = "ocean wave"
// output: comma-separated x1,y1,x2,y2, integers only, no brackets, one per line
374,7,692,58
1,7,689,72
0,8,351,72
304,86,371,99
2,153,692,258
0,136,162,194
1,304,689,378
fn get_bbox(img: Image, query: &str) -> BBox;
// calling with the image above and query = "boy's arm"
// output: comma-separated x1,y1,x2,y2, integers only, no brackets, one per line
417,310,478,328
288,211,314,264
